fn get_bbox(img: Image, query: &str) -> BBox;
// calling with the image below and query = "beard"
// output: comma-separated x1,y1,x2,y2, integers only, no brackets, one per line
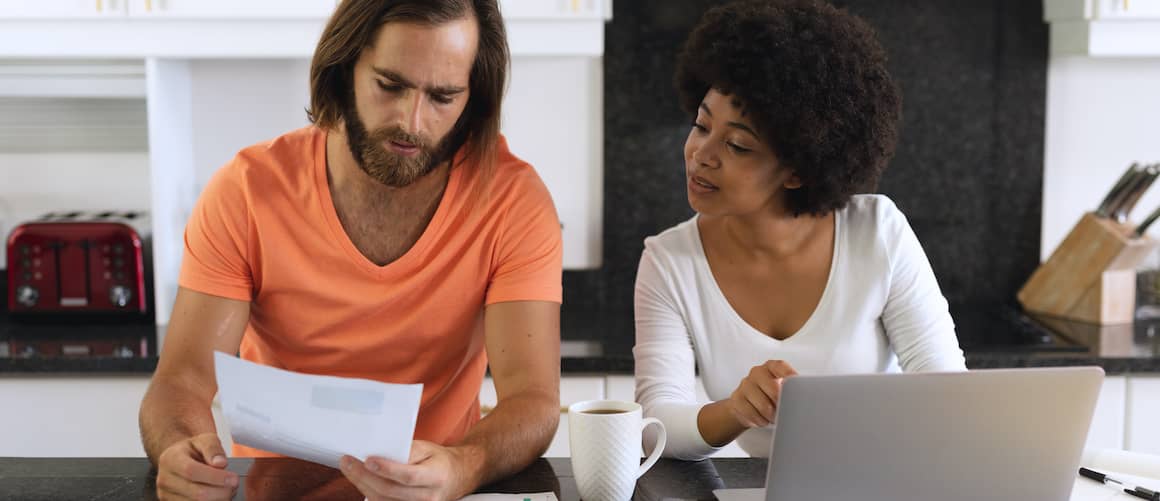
342,101,447,188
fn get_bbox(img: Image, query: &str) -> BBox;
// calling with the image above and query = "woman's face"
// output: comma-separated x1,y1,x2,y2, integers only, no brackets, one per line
684,88,799,217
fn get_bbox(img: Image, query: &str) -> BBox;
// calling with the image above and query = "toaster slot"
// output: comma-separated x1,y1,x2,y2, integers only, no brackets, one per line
57,240,89,307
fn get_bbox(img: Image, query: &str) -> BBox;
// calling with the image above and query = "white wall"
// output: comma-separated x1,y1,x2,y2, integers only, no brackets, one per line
1042,56,1160,263
0,152,150,269
189,59,312,192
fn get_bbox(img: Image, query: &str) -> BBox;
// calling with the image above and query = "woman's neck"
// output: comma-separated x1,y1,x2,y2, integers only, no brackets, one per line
710,209,833,261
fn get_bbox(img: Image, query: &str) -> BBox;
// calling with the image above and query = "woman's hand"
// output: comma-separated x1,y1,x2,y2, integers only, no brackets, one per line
725,360,799,428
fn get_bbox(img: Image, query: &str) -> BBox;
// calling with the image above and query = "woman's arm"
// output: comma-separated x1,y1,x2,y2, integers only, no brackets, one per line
633,246,724,460
879,204,967,372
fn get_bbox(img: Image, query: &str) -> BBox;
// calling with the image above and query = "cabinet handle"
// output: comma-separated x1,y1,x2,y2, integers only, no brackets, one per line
145,0,153,12
96,0,102,13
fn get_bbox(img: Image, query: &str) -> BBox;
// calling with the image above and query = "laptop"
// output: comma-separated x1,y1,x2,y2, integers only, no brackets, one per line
713,367,1104,501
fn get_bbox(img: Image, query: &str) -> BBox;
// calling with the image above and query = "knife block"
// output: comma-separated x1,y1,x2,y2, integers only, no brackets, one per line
1018,212,1158,325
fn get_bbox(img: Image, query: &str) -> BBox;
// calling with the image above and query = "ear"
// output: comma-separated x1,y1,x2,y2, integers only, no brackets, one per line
783,172,803,190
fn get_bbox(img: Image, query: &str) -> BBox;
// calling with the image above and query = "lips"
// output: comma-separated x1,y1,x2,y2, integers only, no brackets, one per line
691,175,717,189
688,173,718,195
385,140,419,157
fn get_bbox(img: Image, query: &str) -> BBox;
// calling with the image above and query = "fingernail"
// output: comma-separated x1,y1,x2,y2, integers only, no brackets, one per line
366,460,379,472
341,457,351,470
227,475,238,487
212,455,226,465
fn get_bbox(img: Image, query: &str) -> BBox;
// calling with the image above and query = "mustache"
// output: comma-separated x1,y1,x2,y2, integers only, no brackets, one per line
368,126,431,151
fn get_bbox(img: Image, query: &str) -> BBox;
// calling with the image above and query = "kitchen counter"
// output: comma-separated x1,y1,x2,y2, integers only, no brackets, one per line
0,455,1139,501
0,456,751,501
3,300,1160,375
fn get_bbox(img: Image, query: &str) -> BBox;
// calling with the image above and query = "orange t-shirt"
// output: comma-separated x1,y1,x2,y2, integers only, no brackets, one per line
178,126,562,457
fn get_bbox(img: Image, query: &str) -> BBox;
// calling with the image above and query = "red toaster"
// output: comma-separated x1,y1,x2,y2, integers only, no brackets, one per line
5,211,152,318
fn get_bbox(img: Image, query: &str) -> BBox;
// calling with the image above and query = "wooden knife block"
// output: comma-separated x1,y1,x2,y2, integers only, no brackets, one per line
1018,212,1158,325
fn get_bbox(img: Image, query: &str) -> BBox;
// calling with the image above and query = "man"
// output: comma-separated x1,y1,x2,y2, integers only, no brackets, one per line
138,1,563,500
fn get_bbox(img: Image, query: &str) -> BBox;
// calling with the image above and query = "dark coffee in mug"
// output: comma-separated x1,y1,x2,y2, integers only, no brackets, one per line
581,409,627,415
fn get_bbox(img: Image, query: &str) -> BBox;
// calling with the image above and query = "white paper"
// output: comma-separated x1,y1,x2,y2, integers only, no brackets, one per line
458,492,558,501
214,351,423,469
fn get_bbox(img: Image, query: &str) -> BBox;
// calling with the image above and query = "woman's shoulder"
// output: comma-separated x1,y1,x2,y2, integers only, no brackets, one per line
840,194,914,263
843,193,907,226
638,216,704,285
643,216,701,257
842,193,916,241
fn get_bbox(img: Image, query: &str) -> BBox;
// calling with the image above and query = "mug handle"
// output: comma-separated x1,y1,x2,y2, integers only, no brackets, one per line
637,417,667,478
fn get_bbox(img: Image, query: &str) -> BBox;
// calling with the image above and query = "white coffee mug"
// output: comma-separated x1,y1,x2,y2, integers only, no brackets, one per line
568,400,667,501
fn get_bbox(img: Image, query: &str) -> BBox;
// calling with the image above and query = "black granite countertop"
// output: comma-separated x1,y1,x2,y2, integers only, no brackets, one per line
0,456,767,501
3,296,1159,375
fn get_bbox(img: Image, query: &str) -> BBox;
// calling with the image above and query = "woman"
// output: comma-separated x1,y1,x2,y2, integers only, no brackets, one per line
634,0,966,460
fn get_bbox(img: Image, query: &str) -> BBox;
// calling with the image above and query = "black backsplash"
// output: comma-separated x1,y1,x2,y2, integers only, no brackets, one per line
560,0,1047,355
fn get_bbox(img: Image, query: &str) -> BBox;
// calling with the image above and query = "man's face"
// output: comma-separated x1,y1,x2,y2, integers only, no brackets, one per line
344,18,477,187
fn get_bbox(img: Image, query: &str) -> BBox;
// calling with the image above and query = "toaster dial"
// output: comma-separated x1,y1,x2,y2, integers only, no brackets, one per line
15,285,40,308
109,285,133,308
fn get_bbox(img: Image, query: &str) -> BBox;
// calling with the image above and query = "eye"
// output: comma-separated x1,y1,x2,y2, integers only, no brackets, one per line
691,121,707,133
377,81,404,94
431,93,453,105
727,142,752,154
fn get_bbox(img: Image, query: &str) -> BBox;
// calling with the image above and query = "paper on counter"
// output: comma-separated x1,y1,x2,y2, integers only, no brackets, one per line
213,351,422,469
458,492,558,501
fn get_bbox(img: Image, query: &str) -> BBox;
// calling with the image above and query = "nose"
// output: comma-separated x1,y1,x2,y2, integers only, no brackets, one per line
691,138,720,170
400,91,424,135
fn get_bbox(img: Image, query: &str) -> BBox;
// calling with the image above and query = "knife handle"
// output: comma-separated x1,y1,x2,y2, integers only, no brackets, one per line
1134,203,1160,237
1097,163,1144,218
1115,164,1160,222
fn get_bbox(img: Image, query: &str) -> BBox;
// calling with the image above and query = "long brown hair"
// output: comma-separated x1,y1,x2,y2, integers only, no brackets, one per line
308,0,508,188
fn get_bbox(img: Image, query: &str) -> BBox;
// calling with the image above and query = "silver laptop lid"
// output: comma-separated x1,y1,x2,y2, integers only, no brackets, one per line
765,367,1104,501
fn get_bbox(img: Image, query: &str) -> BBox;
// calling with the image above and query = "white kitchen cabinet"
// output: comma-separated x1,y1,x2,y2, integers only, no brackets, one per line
1044,0,1160,56
1126,376,1160,455
503,57,603,269
1086,376,1127,451
1046,0,1160,20
1093,0,1160,18
0,0,125,18
479,376,604,457
122,0,607,20
0,1,609,58
127,0,339,18
500,0,609,19
0,376,151,457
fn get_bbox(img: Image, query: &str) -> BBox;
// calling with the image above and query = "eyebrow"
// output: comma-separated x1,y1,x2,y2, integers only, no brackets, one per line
372,67,467,96
699,102,758,139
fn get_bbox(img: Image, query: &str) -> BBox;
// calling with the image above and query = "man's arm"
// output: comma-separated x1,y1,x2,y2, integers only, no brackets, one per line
454,300,561,487
341,300,560,500
139,287,249,499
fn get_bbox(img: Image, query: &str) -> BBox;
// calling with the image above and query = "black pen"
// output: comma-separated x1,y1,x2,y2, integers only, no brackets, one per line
1079,467,1160,501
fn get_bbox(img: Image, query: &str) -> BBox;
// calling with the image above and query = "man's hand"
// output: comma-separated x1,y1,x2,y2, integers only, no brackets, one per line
341,440,478,501
726,360,800,428
155,432,239,500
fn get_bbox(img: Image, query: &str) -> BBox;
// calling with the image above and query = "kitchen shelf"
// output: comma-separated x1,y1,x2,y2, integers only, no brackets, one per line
0,60,145,98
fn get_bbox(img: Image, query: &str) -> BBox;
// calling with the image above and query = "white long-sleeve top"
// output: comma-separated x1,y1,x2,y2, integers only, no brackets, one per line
633,195,967,460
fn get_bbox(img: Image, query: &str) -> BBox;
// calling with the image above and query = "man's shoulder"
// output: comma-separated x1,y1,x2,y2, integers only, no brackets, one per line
222,126,322,182
480,137,553,206
196,126,321,212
